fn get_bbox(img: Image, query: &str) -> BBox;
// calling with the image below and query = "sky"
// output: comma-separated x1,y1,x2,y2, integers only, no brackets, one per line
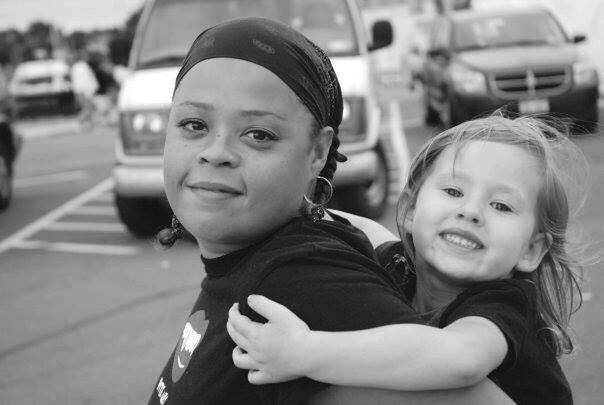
0,0,146,32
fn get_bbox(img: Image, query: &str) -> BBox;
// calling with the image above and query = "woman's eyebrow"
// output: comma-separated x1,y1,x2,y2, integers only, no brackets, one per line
239,109,286,121
176,101,214,111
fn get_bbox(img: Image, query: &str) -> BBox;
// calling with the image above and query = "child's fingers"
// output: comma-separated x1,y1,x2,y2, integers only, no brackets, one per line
248,369,275,385
247,295,295,322
228,303,258,337
232,346,260,370
226,319,249,350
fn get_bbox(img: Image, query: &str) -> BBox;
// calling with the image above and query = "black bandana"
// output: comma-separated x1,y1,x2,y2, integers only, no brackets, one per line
174,17,343,136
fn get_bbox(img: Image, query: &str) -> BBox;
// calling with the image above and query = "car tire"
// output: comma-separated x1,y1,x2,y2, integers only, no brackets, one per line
423,88,440,126
575,106,599,134
440,94,461,129
337,145,390,219
115,195,172,237
0,143,13,211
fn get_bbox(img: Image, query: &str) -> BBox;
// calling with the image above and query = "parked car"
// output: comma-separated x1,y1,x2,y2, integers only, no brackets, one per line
114,0,395,236
9,59,76,116
422,6,599,132
0,69,20,210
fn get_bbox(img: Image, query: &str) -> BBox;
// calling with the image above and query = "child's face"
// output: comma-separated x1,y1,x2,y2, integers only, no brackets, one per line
410,141,545,284
164,58,323,256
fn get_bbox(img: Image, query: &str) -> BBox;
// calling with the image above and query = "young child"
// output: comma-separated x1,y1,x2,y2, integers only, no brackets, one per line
227,114,588,404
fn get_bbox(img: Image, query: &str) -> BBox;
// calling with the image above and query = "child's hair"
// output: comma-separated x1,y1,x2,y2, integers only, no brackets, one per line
396,112,589,356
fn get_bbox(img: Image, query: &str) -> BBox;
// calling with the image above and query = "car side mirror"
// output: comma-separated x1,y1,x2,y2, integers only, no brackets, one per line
572,33,587,44
368,20,393,52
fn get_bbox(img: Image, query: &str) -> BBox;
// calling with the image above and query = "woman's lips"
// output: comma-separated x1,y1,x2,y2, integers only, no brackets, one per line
186,181,243,200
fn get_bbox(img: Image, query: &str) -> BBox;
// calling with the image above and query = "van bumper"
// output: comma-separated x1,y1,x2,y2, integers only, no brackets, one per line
112,150,378,197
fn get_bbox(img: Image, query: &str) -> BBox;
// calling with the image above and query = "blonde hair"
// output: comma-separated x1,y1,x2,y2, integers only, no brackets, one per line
397,113,589,356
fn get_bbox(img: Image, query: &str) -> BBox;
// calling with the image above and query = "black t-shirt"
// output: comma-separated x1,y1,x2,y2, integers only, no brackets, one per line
148,217,420,405
376,241,573,405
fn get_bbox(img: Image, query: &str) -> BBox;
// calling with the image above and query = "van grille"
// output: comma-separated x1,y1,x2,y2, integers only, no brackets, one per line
490,68,570,99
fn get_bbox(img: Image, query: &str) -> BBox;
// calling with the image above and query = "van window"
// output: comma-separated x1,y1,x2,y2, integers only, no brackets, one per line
452,12,567,51
135,0,358,69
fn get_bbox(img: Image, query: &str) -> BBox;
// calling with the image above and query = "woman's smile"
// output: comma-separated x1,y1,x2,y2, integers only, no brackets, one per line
186,180,244,201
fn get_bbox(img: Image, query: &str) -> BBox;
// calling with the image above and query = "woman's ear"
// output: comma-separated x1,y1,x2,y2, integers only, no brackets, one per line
516,232,551,273
310,126,334,177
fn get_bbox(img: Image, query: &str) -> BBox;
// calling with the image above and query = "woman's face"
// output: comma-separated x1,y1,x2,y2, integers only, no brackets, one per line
164,58,328,257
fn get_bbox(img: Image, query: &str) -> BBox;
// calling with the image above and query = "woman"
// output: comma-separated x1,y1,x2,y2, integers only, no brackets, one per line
148,17,510,405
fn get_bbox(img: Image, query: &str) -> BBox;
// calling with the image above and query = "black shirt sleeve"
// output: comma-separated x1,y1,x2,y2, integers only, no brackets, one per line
438,278,536,373
241,258,421,405
374,240,403,268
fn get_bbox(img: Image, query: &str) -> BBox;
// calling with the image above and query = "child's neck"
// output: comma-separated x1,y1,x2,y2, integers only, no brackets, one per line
413,267,464,313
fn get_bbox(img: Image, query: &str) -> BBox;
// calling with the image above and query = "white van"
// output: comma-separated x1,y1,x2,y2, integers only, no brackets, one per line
114,0,395,235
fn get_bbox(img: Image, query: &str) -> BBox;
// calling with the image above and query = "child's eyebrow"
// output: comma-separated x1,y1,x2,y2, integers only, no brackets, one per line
434,171,526,201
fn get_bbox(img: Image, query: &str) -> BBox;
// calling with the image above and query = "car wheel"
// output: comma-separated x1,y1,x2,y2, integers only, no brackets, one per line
575,106,599,134
440,94,461,129
337,146,390,219
0,144,13,211
423,88,439,126
115,195,172,237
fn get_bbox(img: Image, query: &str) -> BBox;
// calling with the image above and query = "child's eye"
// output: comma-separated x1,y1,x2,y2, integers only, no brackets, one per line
491,202,513,212
242,128,278,143
443,187,463,198
177,119,208,134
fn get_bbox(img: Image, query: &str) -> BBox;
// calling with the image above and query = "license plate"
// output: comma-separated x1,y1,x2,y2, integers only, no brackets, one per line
519,99,549,114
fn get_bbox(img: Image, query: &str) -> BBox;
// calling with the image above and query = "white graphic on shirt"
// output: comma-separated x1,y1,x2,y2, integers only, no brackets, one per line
176,322,202,368
171,310,209,383
155,377,169,404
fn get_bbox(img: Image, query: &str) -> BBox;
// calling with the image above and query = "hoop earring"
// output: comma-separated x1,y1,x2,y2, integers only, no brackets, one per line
302,176,333,222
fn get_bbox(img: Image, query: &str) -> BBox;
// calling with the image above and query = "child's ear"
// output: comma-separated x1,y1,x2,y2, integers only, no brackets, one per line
516,232,551,273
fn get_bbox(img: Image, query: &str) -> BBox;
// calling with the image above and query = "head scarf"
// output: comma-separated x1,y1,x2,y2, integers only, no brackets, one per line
174,17,344,140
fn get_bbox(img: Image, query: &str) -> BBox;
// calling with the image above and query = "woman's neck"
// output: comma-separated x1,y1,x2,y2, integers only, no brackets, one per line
413,264,464,313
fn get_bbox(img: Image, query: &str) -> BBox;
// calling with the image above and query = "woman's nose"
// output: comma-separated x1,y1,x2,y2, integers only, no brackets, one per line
195,133,240,167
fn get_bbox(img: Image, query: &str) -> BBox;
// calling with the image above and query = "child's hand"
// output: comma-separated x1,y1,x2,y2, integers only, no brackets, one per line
227,295,312,384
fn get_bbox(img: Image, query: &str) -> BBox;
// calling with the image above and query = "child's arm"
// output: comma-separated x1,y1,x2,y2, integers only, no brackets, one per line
227,295,508,391
328,209,399,248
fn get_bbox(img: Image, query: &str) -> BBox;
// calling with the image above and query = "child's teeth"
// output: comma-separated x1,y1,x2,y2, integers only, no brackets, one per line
443,233,479,249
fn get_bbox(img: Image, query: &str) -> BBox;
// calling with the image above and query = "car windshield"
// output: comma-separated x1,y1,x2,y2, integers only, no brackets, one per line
452,12,567,51
135,0,357,69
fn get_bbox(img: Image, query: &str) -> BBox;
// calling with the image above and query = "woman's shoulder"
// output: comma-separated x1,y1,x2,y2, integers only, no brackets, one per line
264,216,378,259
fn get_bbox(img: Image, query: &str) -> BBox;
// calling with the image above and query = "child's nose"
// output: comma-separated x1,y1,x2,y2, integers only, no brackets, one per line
455,201,484,225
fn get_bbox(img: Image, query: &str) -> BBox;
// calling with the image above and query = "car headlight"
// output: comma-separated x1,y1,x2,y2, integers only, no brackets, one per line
573,61,598,86
450,64,487,93
338,97,366,144
120,110,170,156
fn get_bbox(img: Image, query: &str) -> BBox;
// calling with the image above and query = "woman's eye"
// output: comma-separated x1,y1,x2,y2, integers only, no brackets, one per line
242,129,277,143
491,202,513,212
443,188,462,198
177,119,207,133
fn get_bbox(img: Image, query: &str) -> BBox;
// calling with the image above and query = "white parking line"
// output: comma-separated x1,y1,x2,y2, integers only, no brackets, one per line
71,205,117,216
14,240,139,256
14,170,89,189
46,221,126,232
0,178,114,255
92,193,114,203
